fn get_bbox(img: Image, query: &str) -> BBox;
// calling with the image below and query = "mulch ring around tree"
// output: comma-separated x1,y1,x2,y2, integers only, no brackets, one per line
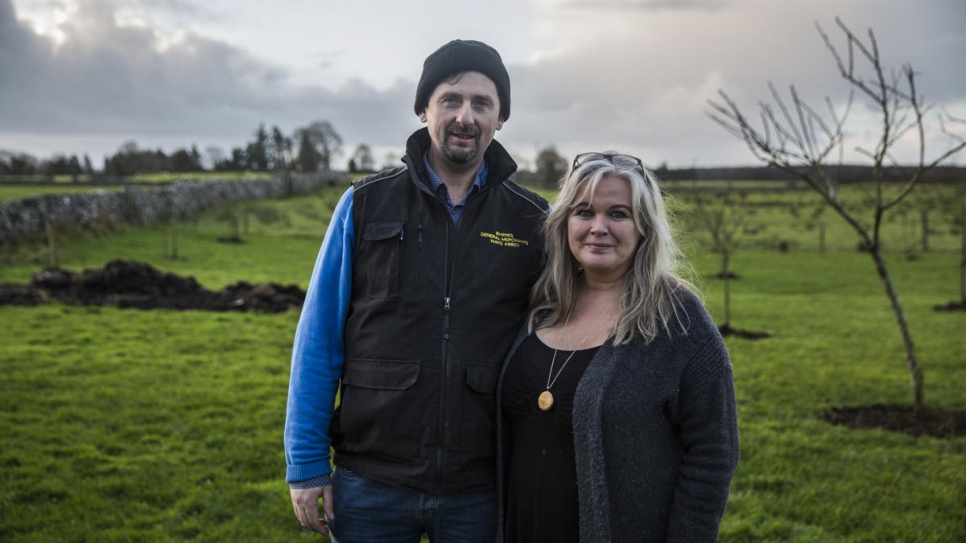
822,404,966,439
0,259,305,313
933,300,966,312
718,324,772,340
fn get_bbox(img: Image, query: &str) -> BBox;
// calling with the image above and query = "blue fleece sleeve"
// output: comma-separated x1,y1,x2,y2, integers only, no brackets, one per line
284,186,354,484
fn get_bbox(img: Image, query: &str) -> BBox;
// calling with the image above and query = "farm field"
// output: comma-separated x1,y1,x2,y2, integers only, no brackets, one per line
0,172,275,204
1,182,964,542
0,184,124,202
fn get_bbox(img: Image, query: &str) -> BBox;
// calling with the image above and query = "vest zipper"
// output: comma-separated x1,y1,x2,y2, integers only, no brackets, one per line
437,294,452,488
436,213,454,490
436,191,471,490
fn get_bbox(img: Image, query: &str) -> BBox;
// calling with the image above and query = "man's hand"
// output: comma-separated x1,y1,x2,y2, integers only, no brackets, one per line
291,485,334,535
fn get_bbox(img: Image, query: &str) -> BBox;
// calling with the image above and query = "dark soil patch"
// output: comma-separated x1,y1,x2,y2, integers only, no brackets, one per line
933,300,966,312
0,259,304,313
822,404,966,438
717,324,771,340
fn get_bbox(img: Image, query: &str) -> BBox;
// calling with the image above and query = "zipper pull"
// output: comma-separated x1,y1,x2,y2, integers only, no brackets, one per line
443,297,451,340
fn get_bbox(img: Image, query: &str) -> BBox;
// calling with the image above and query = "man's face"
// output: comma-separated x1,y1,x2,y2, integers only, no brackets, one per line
419,71,504,168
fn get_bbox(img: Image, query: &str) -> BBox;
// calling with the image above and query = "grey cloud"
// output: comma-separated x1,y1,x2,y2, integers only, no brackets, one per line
0,0,418,154
564,0,730,11
310,48,348,70
501,0,966,167
1,0,962,168
125,0,213,17
0,0,281,134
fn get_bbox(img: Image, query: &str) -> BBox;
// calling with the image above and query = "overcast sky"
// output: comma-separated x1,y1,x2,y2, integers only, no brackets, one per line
1,0,964,170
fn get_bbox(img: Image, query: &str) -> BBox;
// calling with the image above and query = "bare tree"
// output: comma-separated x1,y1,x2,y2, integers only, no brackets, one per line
271,126,293,172
535,145,567,188
294,121,343,171
958,195,966,309
296,130,319,173
381,151,401,170
205,146,226,171
246,123,270,171
684,185,759,332
936,175,966,307
708,18,966,411
787,188,830,252
351,144,375,172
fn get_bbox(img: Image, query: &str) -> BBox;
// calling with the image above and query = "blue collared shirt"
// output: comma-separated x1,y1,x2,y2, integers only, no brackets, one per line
423,152,488,225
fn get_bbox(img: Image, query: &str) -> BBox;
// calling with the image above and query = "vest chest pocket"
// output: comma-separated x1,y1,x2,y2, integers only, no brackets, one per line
360,221,404,299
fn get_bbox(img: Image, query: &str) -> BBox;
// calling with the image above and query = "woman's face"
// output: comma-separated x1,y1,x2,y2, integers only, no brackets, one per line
567,174,642,282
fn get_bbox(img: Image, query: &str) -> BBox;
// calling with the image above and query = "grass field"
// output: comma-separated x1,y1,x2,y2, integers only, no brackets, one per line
0,184,124,202
0,172,274,203
1,182,964,542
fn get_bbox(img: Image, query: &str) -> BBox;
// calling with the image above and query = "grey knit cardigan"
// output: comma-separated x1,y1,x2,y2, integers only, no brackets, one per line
496,288,740,542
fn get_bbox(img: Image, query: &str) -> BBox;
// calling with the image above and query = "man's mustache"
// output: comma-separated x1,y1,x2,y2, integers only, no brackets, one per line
447,127,479,138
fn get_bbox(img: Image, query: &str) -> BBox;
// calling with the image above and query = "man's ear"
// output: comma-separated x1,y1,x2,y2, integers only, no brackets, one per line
496,118,504,131
418,111,428,123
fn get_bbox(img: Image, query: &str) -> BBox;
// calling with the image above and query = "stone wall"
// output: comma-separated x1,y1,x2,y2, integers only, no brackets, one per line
0,172,348,247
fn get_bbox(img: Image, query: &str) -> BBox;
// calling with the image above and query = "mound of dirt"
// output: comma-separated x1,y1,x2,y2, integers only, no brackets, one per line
822,404,966,438
0,260,305,313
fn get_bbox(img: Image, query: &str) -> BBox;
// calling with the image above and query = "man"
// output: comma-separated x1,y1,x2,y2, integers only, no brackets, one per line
285,39,550,542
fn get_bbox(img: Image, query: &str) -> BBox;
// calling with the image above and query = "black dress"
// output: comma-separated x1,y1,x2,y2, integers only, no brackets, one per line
501,334,600,543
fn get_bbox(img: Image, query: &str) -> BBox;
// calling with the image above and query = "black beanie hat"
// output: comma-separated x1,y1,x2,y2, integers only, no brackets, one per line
414,39,511,121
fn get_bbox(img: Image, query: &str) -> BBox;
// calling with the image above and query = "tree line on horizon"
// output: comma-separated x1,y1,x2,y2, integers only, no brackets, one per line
2,122,963,185
0,120,381,180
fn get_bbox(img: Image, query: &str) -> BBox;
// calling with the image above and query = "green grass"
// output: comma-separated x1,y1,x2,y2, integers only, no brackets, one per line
129,172,272,183
0,188,345,288
0,184,124,203
0,305,313,542
1,182,964,542
0,172,273,203
667,183,964,254
695,249,966,542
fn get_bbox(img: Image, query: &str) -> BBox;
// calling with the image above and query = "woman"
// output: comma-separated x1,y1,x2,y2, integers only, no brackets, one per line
497,152,739,542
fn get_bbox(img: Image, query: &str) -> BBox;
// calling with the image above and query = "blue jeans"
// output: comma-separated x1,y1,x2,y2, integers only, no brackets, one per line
329,467,497,543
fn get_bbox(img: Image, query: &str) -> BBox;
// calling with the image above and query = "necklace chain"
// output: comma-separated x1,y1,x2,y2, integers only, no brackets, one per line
545,315,606,391
537,299,617,411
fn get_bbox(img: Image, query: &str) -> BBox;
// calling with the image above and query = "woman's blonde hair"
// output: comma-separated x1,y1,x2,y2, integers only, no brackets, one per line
528,153,695,345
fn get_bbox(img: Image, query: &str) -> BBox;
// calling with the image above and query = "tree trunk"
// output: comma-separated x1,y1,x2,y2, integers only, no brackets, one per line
869,248,924,411
920,211,929,252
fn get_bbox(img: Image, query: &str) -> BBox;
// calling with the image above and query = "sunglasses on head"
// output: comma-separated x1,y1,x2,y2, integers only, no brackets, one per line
572,152,645,174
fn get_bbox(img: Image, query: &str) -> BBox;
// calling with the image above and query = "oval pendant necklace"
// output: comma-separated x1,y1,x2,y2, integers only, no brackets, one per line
539,349,582,411
539,309,611,411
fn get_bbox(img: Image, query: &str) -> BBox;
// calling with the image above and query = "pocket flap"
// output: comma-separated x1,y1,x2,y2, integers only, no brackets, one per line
466,364,500,394
343,358,420,390
363,221,404,241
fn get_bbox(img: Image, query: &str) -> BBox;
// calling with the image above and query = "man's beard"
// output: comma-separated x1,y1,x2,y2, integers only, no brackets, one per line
441,128,480,164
